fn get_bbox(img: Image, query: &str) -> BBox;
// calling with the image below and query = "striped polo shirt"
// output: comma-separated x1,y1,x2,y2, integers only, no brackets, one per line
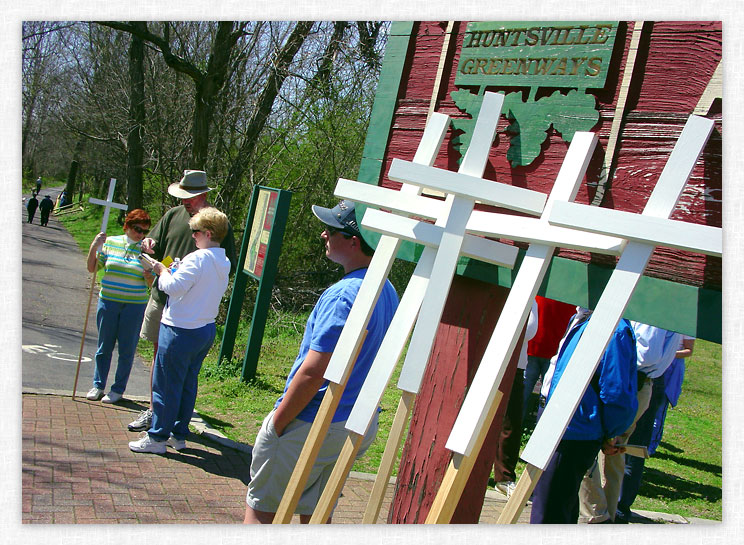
96,234,148,304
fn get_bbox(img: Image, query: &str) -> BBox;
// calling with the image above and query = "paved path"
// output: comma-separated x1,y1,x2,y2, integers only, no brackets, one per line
22,392,530,524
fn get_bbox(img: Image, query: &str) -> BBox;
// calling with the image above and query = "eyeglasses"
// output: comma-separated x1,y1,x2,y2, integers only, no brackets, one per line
191,229,203,235
131,225,150,235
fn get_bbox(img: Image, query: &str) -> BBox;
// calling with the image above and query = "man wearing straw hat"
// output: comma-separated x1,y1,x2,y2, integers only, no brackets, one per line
127,170,237,432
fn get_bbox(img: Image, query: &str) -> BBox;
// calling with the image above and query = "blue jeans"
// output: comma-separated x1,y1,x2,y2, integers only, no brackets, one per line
148,322,215,442
93,298,146,394
530,439,602,524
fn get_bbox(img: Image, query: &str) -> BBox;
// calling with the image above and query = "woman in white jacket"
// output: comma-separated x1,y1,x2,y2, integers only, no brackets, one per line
130,207,231,454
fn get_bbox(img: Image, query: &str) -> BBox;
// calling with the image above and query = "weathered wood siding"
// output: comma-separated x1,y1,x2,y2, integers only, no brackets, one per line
376,21,721,290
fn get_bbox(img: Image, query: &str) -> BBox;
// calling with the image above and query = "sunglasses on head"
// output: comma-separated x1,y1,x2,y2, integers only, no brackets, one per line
131,225,149,235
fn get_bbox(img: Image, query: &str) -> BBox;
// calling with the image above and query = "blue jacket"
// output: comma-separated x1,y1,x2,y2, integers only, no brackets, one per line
548,317,638,441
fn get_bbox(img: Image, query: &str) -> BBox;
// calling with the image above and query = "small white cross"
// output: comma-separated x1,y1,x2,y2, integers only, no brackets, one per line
89,178,128,233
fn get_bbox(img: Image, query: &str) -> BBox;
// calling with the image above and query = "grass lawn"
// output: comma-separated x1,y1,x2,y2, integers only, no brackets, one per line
58,203,722,522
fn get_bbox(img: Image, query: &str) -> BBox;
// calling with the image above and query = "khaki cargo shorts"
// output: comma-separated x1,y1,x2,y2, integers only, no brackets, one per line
245,408,378,516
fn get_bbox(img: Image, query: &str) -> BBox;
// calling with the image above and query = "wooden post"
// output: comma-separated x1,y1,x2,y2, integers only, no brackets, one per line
496,464,542,524
363,391,414,523
309,432,365,523
425,390,503,523
272,331,366,524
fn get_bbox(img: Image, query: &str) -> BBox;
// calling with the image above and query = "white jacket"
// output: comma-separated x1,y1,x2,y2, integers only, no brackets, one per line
159,247,230,330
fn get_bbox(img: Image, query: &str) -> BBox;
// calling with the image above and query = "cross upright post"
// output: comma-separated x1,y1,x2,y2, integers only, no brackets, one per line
271,112,454,524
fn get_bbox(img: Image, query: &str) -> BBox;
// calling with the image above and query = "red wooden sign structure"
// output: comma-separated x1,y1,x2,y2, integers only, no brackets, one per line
354,21,721,523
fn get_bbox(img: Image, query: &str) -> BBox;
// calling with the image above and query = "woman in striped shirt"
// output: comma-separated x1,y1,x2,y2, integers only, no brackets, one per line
85,209,153,403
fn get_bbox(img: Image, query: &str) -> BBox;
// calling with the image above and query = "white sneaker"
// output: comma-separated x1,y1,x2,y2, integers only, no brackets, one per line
86,387,104,401
101,391,123,404
128,409,152,431
129,433,166,454
495,481,516,499
167,435,186,451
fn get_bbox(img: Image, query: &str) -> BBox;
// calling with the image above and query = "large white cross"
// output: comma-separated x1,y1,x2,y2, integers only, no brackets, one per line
89,178,128,233
498,114,720,523
277,94,530,523
273,110,464,522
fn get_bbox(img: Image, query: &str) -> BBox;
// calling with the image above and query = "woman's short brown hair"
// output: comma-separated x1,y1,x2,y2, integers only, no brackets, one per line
189,207,228,243
124,209,151,230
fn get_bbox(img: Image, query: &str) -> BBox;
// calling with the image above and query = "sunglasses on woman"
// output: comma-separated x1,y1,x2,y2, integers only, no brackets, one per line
131,225,150,235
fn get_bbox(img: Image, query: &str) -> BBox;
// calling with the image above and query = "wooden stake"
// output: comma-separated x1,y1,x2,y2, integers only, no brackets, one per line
496,463,542,524
425,390,503,523
362,390,414,523
272,331,367,524
591,21,645,206
71,273,97,400
310,432,365,523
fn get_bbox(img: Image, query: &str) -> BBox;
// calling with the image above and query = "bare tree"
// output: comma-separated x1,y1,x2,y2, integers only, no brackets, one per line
99,21,248,170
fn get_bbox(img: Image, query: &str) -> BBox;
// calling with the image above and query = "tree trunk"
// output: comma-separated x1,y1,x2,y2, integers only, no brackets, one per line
191,21,243,169
126,22,146,211
65,138,85,201
388,274,521,523
65,160,79,201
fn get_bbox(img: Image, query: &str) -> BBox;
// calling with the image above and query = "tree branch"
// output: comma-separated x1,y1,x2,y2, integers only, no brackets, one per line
97,21,204,83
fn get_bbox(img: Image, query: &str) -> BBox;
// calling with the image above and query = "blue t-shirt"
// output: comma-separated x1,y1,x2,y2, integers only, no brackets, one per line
275,268,399,422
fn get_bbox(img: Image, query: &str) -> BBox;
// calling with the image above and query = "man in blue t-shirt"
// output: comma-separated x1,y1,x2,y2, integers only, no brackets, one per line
244,200,399,524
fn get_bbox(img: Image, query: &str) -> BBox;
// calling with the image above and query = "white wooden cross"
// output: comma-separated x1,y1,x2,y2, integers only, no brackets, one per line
90,178,128,233
71,177,128,400
498,114,720,523
419,131,603,522
272,111,456,523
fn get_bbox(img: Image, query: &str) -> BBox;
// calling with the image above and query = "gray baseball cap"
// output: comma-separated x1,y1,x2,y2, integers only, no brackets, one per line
311,199,361,237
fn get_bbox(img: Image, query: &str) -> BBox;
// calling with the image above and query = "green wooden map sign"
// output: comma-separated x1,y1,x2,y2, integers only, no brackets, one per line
219,186,292,381
451,21,619,167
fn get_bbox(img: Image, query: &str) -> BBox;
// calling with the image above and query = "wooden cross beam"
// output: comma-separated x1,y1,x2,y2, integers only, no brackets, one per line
498,114,717,524
423,131,600,523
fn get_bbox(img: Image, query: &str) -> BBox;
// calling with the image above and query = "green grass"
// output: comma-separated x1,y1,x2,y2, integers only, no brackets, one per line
57,205,722,521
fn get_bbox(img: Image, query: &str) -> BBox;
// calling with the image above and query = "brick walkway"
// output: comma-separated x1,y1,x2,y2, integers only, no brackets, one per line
22,393,529,524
